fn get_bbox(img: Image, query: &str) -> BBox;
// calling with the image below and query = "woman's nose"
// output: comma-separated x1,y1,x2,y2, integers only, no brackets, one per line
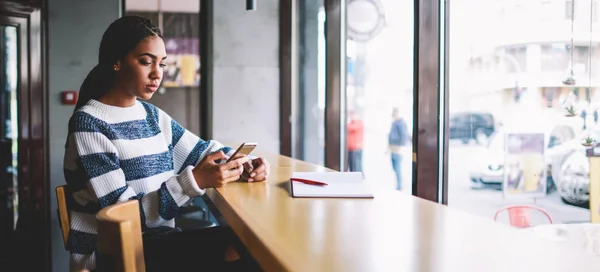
150,67,161,80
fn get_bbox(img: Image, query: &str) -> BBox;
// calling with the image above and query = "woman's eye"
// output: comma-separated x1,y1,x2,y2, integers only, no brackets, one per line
159,63,167,68
140,60,152,65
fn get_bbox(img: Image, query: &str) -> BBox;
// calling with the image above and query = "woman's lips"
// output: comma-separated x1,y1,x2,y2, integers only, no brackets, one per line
146,84,159,92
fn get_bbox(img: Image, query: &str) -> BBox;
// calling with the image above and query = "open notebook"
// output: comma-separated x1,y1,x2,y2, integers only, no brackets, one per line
290,172,374,198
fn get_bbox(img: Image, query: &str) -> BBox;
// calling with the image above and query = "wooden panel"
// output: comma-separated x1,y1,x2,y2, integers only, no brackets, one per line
0,2,48,271
413,0,443,202
279,0,292,156
206,153,600,271
324,0,344,171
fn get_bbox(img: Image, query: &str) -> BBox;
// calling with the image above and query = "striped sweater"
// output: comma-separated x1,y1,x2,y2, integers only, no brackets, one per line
63,99,233,270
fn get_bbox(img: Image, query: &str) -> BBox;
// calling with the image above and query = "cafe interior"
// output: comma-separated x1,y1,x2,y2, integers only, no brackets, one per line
1,0,599,271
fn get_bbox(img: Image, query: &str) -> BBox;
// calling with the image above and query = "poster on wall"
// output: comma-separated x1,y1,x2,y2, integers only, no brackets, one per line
503,133,547,199
162,38,200,88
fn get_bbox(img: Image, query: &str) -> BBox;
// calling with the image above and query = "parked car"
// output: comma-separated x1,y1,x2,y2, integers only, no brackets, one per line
549,142,589,206
449,112,496,144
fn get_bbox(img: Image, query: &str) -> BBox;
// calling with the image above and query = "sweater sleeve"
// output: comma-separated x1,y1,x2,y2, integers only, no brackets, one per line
157,109,234,173
65,113,205,230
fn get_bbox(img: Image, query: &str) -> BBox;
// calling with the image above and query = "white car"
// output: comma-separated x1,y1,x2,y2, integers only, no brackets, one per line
548,137,590,206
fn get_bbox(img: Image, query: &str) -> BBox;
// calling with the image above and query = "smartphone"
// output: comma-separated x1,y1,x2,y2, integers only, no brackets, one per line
226,142,258,162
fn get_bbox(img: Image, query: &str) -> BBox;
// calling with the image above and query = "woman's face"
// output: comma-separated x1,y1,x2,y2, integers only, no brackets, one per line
114,35,167,100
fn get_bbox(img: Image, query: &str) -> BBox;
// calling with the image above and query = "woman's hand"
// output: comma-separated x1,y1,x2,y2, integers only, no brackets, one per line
192,151,250,188
242,157,270,182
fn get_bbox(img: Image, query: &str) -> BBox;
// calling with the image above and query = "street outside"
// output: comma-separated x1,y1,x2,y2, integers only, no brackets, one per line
341,0,596,226
447,140,590,224
360,131,590,224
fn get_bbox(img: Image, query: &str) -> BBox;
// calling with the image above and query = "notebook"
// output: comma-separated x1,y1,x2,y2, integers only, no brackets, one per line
290,172,374,198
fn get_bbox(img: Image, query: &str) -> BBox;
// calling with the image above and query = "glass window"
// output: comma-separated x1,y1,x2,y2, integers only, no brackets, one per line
344,0,414,192
297,0,326,166
504,46,527,73
541,44,569,72
566,0,598,22
448,0,592,225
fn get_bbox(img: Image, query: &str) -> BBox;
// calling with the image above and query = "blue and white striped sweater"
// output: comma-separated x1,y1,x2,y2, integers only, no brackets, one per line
63,99,232,270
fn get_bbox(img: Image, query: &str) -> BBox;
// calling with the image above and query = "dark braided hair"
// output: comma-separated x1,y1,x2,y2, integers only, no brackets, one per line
75,16,164,111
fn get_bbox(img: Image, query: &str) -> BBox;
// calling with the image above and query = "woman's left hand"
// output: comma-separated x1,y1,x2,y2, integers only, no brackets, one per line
242,157,270,182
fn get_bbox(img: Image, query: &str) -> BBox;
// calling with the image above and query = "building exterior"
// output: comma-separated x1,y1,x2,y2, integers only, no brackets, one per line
454,0,600,123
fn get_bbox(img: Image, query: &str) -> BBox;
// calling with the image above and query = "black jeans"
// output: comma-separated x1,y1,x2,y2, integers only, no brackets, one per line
143,226,236,272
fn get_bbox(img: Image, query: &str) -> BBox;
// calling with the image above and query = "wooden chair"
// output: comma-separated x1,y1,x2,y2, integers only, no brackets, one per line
96,200,145,272
55,185,70,249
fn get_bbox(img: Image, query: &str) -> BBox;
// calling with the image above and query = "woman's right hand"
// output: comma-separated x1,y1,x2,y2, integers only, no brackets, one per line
192,151,250,189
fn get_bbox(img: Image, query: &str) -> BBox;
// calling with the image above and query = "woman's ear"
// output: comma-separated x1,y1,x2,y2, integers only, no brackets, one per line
113,61,121,72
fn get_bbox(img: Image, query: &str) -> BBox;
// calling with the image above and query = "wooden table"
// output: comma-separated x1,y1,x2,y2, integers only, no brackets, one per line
205,152,600,272
528,223,600,256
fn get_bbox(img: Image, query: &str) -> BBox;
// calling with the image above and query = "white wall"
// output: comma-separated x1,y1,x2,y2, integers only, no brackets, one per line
212,0,280,153
48,2,121,271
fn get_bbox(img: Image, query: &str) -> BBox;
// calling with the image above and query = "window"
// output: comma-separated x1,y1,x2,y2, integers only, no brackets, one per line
344,0,414,192
541,44,568,72
566,0,574,20
566,0,598,22
543,87,560,108
296,0,326,166
504,46,527,73
449,0,592,225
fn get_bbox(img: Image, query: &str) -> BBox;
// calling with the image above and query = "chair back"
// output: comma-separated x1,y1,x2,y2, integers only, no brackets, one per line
55,185,70,249
96,200,145,272
494,205,553,228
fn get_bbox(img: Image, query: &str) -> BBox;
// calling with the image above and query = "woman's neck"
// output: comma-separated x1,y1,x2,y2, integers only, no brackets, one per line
97,88,137,108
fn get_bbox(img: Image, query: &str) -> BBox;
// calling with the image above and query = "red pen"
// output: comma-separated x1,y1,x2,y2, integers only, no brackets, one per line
290,178,328,186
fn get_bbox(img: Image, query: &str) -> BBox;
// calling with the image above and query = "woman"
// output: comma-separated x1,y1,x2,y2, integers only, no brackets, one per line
63,16,270,271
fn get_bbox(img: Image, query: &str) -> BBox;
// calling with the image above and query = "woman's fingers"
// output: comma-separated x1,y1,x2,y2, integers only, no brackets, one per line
224,174,242,184
248,160,269,182
249,170,267,182
250,163,266,178
222,156,249,171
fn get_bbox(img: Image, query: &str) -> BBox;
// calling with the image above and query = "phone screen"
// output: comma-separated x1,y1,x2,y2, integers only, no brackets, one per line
226,142,257,162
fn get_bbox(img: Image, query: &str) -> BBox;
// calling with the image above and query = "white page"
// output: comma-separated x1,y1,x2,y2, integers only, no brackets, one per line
290,172,374,198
